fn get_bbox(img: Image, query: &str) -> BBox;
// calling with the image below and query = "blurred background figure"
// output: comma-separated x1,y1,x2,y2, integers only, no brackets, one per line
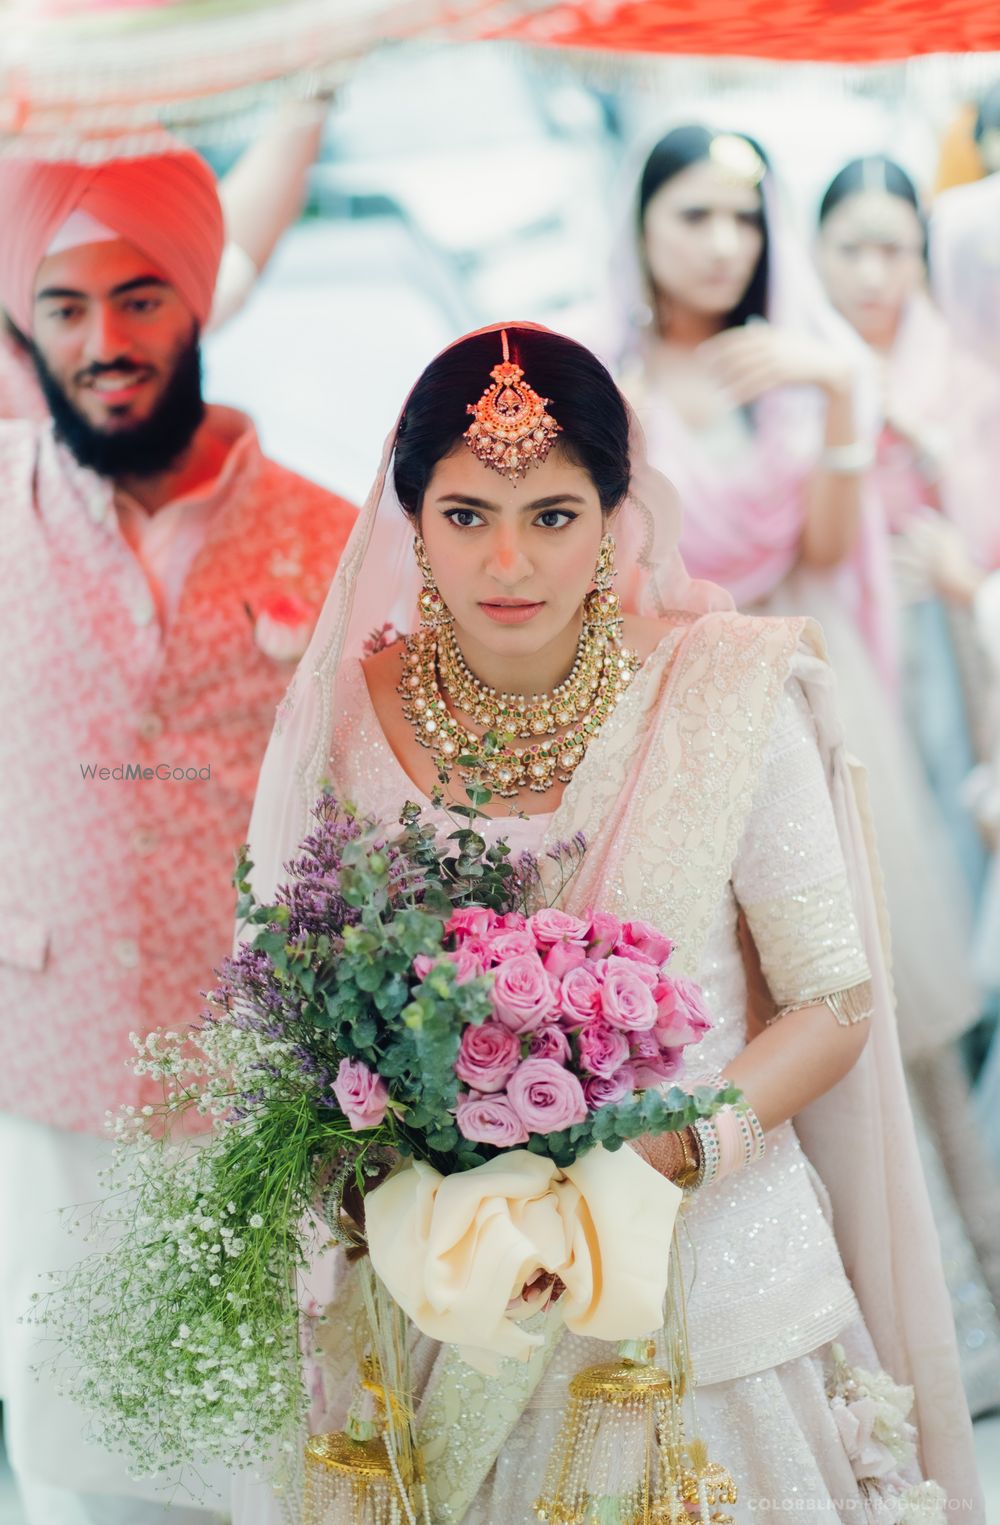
932,168,1000,374
815,154,999,901
933,80,1000,194
613,121,1000,1414
0,95,335,421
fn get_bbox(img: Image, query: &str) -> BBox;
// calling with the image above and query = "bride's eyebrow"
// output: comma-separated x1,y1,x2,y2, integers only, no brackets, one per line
435,494,587,511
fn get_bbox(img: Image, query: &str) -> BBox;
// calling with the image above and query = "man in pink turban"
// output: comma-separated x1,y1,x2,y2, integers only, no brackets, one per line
0,101,334,420
0,144,356,1525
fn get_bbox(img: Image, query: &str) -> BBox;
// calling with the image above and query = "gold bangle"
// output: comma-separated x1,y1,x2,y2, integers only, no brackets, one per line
674,1126,701,1188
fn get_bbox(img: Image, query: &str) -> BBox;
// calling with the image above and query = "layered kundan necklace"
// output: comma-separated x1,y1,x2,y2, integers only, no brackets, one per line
399,537,639,797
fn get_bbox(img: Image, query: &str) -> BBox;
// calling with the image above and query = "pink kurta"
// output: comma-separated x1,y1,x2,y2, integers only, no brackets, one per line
0,408,356,1133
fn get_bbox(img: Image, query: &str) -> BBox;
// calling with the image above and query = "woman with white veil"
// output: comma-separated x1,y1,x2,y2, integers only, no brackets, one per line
236,323,978,1524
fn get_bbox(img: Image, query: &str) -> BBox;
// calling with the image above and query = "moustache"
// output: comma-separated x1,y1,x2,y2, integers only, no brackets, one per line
75,359,152,385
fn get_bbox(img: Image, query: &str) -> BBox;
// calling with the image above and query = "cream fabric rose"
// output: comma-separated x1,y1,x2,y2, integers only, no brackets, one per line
365,1143,681,1369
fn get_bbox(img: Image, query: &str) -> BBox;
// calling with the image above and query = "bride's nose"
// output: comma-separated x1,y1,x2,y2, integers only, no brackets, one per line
485,528,533,586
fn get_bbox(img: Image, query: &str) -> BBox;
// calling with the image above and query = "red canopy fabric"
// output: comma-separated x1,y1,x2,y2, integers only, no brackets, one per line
484,1,1000,62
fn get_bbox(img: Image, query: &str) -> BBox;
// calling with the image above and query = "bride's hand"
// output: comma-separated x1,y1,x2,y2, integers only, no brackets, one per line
700,324,853,405
631,1130,696,1184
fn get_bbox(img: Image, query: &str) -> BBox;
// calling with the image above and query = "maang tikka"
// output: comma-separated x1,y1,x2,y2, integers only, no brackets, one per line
463,329,562,482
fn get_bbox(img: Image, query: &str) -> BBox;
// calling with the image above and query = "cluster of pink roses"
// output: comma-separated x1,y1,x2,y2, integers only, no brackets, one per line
440,906,711,1149
331,905,713,1147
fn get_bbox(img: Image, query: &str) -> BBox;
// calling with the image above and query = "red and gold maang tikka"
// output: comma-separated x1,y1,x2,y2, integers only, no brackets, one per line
463,329,562,482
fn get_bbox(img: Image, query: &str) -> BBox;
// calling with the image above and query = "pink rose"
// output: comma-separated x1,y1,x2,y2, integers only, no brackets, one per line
455,1022,521,1093
507,1058,588,1135
455,1092,529,1148
577,1018,630,1078
484,929,536,963
629,1031,685,1088
333,1057,388,1131
449,944,489,982
560,966,603,1029
528,909,591,947
586,910,623,959
447,906,498,940
619,919,675,968
414,949,481,986
253,592,315,663
528,1025,571,1064
491,953,557,1034
543,939,587,979
600,968,658,1031
602,951,659,988
495,912,527,931
583,1066,636,1108
674,977,713,1036
653,977,713,1047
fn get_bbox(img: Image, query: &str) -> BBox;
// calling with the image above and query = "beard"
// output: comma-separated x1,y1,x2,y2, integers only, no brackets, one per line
32,333,206,478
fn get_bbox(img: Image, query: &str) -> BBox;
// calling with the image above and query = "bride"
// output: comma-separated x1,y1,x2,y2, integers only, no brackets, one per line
235,323,980,1523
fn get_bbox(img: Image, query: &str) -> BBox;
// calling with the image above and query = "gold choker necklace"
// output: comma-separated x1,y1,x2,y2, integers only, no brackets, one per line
398,617,640,797
436,619,610,740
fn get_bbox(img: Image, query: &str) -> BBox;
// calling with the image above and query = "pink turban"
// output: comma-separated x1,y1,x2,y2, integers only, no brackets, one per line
0,145,224,336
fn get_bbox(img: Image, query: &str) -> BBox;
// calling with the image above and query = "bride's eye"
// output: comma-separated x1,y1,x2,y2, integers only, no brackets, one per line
443,508,484,528
534,510,578,529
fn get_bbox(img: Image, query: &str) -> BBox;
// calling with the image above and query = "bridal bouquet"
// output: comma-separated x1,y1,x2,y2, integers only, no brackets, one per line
39,791,735,1477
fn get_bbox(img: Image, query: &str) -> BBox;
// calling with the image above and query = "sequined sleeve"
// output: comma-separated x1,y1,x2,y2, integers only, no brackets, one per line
731,678,872,1026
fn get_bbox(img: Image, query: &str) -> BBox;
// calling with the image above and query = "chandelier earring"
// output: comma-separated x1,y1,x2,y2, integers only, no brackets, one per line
413,536,451,630
586,532,623,641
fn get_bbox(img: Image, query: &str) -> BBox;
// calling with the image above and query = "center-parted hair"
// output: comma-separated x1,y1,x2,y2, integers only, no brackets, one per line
393,327,630,518
818,156,922,224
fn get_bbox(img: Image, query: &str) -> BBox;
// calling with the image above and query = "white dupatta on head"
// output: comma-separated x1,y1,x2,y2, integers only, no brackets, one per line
241,323,981,1522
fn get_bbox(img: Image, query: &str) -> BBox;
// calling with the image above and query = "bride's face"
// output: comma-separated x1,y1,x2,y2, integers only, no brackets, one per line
418,443,607,663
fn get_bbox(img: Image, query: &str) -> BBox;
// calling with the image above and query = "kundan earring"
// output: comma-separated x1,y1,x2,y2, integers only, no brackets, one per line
413,536,451,630
586,532,623,641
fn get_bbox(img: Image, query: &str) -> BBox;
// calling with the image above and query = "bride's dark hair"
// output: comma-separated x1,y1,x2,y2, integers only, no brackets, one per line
393,327,630,518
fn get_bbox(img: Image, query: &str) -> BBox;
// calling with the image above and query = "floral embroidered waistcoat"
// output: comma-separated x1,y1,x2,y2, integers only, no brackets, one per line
0,416,356,1133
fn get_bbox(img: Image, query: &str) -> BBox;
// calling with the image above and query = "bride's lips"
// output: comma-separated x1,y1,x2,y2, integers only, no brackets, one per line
479,599,545,625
